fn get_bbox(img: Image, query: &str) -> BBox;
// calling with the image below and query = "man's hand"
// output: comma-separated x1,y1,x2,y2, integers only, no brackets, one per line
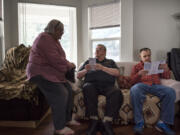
85,64,91,71
95,64,104,70
159,64,169,71
138,69,148,76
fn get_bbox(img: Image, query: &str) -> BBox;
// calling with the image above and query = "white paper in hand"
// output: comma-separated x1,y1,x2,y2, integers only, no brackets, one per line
89,58,96,70
144,60,165,75
144,62,151,71
158,60,166,73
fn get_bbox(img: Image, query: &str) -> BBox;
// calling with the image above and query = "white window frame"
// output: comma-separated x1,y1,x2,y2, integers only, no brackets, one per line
0,0,5,66
90,36,121,56
18,3,77,65
88,1,121,61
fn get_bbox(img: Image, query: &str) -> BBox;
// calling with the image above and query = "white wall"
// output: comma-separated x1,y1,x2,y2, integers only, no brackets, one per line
0,0,2,66
0,21,3,66
133,0,180,61
81,0,90,62
121,0,133,61
0,0,2,19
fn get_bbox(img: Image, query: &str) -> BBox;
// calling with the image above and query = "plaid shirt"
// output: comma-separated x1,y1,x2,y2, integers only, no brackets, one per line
130,61,170,86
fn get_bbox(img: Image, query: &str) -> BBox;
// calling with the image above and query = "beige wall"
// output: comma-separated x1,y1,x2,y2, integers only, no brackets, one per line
133,0,180,61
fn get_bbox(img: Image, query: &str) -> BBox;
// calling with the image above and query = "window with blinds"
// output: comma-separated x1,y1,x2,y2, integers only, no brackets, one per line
89,2,121,61
89,1,121,61
89,2,121,29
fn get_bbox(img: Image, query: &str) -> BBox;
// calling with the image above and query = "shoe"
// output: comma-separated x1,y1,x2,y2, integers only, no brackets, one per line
155,122,175,135
133,121,144,135
86,119,99,135
99,121,107,135
101,121,115,135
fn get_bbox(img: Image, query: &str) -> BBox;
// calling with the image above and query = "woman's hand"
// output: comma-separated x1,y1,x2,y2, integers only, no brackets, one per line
69,62,76,69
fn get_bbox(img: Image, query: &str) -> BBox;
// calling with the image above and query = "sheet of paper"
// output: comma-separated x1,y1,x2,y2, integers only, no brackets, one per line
144,60,165,75
89,58,96,70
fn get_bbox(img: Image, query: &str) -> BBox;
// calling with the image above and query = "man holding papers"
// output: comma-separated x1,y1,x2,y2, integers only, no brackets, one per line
130,48,176,135
77,44,123,135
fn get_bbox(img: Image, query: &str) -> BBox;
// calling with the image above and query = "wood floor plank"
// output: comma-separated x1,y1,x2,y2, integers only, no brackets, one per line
0,115,179,135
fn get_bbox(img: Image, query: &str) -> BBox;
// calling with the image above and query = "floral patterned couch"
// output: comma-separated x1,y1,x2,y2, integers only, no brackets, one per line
73,61,180,126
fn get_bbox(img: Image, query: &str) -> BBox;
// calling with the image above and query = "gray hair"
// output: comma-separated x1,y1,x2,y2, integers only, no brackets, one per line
44,19,64,34
97,44,106,52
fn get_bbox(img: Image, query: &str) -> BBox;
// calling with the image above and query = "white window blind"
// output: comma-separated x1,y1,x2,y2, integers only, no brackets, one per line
89,2,121,29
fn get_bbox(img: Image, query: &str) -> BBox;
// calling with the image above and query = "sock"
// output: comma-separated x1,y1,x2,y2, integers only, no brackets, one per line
103,116,113,122
90,116,98,120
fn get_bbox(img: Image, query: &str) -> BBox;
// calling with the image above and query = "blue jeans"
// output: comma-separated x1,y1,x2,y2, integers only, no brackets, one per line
130,83,176,125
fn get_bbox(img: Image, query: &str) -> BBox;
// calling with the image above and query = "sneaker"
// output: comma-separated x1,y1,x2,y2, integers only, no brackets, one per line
134,121,144,134
155,122,175,135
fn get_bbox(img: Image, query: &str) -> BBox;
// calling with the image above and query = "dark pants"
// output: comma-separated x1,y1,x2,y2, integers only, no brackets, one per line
82,82,123,118
30,75,73,130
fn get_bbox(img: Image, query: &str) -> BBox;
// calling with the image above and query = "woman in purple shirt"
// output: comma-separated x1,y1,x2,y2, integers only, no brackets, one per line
26,19,75,135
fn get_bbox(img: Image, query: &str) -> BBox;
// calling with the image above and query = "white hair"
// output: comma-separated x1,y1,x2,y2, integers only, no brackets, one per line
44,19,64,34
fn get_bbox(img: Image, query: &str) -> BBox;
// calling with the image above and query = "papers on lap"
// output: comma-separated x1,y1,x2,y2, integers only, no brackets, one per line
144,60,165,75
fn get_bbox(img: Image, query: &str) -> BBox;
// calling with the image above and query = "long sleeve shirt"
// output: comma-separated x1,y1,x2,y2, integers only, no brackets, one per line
130,61,170,86
26,32,72,82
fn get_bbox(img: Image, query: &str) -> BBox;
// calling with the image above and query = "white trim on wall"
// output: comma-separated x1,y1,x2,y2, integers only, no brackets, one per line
121,0,133,61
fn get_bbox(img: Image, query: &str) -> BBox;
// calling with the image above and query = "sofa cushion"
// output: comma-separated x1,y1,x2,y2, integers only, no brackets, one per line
116,62,138,76
118,66,125,75
161,79,180,102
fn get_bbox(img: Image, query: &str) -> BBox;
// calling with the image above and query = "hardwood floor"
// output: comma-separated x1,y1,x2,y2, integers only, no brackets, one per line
0,115,179,135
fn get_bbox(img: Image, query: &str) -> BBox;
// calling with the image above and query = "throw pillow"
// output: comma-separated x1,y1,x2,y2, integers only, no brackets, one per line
117,75,132,89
